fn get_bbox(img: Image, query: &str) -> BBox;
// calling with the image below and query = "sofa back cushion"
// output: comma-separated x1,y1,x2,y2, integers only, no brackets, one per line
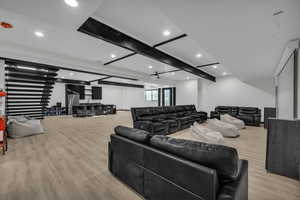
238,107,259,115
115,126,152,144
132,107,152,121
215,106,232,114
231,107,239,115
150,135,240,183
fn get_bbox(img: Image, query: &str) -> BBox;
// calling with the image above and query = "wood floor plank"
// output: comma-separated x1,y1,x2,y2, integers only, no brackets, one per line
0,112,299,200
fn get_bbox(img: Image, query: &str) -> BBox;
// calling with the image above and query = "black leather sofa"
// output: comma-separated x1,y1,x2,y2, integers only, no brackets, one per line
109,126,248,200
210,106,261,126
131,105,208,135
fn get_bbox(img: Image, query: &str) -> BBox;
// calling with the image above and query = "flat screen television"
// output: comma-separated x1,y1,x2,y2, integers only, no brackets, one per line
92,86,102,100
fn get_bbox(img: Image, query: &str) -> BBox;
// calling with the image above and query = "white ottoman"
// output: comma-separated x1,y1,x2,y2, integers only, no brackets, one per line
190,122,225,144
207,119,240,138
221,114,245,130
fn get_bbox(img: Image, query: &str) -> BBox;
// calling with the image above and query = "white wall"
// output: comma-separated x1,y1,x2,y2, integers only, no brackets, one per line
101,85,157,110
199,76,275,118
49,82,66,107
176,80,199,108
176,76,275,121
277,53,294,119
49,83,157,110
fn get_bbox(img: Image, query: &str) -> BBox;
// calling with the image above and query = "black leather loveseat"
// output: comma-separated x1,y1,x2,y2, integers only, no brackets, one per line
210,106,261,126
109,126,248,200
131,105,207,135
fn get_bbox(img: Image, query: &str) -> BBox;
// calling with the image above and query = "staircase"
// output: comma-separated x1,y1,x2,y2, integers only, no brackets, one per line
5,62,59,119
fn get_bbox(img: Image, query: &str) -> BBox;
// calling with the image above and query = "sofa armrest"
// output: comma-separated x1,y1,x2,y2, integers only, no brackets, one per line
197,111,207,116
210,111,220,119
196,111,208,121
134,121,153,132
253,114,261,119
218,160,248,200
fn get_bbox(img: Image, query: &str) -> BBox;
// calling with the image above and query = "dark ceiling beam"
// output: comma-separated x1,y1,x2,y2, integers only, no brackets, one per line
196,62,220,68
103,34,187,66
150,62,220,76
1,56,138,81
104,53,137,65
57,66,138,81
78,18,215,82
89,76,112,83
98,80,144,88
56,78,91,85
153,34,187,48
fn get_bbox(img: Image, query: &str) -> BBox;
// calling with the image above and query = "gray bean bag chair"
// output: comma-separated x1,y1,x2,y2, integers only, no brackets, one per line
207,118,240,138
221,114,245,130
190,122,225,144
7,116,44,138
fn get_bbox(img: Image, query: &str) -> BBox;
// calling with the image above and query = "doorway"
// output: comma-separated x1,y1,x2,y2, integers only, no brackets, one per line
162,87,176,106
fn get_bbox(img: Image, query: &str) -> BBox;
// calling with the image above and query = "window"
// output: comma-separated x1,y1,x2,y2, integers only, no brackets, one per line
145,90,158,101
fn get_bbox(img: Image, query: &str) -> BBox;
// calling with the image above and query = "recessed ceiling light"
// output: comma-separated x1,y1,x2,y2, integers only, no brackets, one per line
213,65,218,69
61,76,65,79
196,53,203,58
64,0,79,7
186,76,190,80
35,31,44,38
70,72,74,76
148,65,153,69
110,54,116,59
222,72,227,76
171,72,175,75
163,30,171,36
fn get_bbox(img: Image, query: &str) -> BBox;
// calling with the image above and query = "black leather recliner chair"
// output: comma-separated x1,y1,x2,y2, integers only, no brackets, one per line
210,106,261,126
131,105,208,135
109,126,248,200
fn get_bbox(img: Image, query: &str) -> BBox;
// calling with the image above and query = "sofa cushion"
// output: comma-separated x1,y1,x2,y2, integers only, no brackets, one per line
135,108,152,120
139,116,154,121
238,107,259,115
152,122,167,131
163,119,178,127
151,115,166,122
115,126,152,143
150,135,239,183
216,106,232,113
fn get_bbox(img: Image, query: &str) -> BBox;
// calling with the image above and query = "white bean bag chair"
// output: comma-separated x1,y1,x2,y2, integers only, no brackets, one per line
207,119,240,138
221,114,245,130
190,122,225,144
7,116,44,138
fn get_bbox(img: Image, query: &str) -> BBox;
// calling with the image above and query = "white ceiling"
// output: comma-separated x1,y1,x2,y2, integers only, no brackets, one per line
57,69,106,81
150,0,300,83
0,0,299,84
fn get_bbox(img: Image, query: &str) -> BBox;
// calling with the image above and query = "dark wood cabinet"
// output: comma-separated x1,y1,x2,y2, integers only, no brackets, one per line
266,118,300,180
264,107,276,129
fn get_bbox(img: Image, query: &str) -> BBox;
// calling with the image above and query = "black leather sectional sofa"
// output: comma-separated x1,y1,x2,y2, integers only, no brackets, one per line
131,105,208,135
210,106,261,126
109,126,248,200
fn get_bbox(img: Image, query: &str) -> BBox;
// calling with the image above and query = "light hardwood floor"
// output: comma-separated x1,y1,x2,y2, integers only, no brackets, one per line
0,112,299,200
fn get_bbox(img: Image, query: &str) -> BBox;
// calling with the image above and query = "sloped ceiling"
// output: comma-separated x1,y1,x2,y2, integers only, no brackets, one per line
151,0,300,83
